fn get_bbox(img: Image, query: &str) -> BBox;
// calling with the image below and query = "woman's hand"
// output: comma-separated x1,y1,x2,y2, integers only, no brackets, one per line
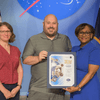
11,86,20,98
2,88,12,99
63,86,79,93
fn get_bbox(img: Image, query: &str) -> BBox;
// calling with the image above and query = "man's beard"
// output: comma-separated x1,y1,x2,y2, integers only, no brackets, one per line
44,27,57,37
45,32,57,37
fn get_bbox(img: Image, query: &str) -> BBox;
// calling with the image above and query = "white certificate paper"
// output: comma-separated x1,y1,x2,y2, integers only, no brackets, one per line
47,52,76,88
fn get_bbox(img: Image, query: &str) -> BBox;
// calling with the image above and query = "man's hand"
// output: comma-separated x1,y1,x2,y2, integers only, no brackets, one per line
11,86,20,98
38,50,48,62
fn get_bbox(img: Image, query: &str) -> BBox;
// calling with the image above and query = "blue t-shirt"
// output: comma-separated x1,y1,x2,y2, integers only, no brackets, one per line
70,41,100,100
72,41,100,72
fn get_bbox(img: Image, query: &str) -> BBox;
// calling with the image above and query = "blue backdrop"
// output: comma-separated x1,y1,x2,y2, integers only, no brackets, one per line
0,0,100,96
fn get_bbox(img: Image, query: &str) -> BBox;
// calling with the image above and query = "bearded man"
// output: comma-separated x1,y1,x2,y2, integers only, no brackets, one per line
22,14,72,100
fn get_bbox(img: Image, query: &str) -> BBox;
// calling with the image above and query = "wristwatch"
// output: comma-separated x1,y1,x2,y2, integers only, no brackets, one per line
77,85,81,91
17,84,22,89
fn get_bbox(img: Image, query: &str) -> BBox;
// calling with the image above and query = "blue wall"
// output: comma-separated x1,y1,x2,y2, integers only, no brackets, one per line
0,0,100,95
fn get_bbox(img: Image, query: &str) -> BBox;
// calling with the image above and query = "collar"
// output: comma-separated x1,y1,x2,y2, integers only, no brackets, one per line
40,31,61,40
78,41,92,51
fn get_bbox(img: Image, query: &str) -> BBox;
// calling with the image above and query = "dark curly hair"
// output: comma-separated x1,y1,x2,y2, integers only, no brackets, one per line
0,22,15,42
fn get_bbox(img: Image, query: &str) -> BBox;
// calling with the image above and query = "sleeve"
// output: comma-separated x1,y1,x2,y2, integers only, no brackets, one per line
14,46,21,57
17,48,21,57
66,36,72,52
22,38,35,61
71,46,77,52
71,47,75,52
89,48,100,65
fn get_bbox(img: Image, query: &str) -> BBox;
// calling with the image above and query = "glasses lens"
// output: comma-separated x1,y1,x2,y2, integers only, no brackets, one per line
0,31,11,33
79,32,91,36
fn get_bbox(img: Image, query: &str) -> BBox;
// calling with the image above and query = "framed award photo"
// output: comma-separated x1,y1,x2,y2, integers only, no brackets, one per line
47,52,76,88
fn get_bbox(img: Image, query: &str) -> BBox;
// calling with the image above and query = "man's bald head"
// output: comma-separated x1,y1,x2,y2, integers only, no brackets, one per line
44,14,58,23
43,14,58,39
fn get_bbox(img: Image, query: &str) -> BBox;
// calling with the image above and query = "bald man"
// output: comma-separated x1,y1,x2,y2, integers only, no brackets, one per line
22,14,72,100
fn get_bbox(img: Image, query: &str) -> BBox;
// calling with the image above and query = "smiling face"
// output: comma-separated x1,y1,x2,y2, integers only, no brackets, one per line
77,25,93,47
0,25,12,42
43,14,58,39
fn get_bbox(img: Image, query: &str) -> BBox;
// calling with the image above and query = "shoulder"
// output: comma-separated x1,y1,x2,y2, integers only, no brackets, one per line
30,33,42,40
88,42,100,65
11,45,19,50
58,33,69,38
89,42,100,54
11,45,21,53
71,46,79,52
58,33,70,40
27,33,42,46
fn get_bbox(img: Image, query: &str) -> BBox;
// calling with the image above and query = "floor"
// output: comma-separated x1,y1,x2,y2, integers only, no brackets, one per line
20,96,27,100
20,95,70,100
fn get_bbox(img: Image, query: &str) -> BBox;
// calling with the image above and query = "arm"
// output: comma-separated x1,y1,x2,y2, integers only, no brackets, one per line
23,56,39,65
63,64,99,93
23,50,48,65
66,36,72,52
11,58,23,97
22,38,47,65
64,48,100,93
0,81,12,99
17,58,23,87
76,64,99,89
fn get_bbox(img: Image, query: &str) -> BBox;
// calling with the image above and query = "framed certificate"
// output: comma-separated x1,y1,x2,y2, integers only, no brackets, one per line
47,52,76,88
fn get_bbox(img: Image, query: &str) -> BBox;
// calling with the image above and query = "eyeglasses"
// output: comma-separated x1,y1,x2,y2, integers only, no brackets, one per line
0,31,11,34
79,32,92,36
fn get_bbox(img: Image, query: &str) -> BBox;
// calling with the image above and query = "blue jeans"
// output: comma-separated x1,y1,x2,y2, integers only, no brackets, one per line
0,83,20,100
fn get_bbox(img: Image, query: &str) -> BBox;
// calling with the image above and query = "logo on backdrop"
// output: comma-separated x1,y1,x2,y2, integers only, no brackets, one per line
18,0,85,20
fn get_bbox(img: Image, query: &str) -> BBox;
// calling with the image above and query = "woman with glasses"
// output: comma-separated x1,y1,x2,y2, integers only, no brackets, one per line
63,23,100,100
0,22,23,100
